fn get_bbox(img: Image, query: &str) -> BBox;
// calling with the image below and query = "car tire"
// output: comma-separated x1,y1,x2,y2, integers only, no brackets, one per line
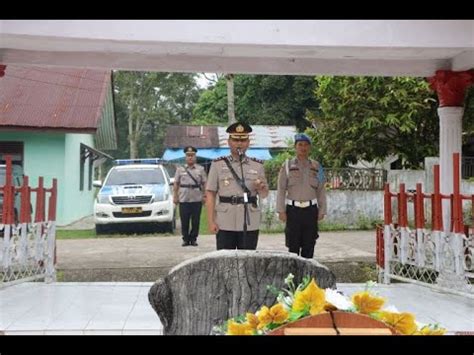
95,224,107,235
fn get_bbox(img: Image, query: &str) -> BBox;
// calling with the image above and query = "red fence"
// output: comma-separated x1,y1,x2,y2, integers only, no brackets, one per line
377,153,473,296
1,155,57,225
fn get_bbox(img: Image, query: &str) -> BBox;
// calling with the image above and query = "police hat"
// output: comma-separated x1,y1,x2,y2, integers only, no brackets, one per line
226,122,252,140
183,146,197,154
294,133,311,144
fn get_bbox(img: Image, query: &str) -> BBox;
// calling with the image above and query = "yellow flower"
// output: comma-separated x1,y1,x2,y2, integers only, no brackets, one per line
292,279,326,315
351,291,385,314
415,325,447,335
257,303,289,329
269,303,289,324
246,312,259,330
379,311,418,335
226,320,254,335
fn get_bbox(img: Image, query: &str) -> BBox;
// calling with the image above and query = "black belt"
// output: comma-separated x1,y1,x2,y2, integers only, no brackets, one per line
219,195,257,205
180,184,200,188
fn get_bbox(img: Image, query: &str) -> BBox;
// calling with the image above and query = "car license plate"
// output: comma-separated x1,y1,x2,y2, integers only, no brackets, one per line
121,207,142,214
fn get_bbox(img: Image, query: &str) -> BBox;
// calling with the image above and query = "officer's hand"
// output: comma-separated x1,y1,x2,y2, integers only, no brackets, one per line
278,212,287,222
208,221,219,233
254,179,266,191
318,214,325,221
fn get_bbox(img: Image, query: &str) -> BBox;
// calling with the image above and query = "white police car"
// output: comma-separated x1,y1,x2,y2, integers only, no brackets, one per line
93,158,175,234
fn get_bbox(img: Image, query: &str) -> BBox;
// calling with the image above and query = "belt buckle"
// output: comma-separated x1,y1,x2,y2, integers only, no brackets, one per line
231,196,239,205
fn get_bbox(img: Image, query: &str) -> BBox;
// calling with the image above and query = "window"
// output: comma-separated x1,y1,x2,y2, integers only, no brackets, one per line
0,141,24,166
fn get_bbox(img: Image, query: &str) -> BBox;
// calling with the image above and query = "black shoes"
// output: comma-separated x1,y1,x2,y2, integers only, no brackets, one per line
182,241,190,247
190,241,198,246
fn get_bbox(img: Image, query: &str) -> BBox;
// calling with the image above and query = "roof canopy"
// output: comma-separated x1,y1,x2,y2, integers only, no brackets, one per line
162,148,272,161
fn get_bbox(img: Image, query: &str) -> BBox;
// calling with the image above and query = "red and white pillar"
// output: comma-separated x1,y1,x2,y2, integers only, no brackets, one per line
428,70,474,231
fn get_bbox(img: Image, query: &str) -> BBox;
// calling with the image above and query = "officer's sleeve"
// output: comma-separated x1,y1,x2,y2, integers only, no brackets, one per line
276,163,287,213
200,166,208,185
206,162,218,192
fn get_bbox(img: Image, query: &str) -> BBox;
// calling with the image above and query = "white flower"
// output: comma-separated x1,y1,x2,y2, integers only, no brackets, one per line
382,305,400,313
284,273,294,285
325,288,353,311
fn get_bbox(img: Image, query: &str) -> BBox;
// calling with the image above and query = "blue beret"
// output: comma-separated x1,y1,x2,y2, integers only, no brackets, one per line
294,133,311,144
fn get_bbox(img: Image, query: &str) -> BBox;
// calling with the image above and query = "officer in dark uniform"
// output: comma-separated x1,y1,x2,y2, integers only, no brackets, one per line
276,133,327,258
206,122,269,250
173,146,207,246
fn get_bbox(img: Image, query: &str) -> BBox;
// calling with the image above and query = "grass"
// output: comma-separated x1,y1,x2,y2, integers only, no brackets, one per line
56,229,96,239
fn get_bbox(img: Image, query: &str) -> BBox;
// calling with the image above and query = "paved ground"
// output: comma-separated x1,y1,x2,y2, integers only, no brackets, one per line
56,230,376,270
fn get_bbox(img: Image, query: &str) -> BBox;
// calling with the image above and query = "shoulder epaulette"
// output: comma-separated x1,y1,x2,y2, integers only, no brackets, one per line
249,157,264,164
213,156,227,162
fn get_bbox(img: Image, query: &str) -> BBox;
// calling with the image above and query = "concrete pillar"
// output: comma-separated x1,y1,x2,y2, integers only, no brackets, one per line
428,69,474,232
439,107,463,231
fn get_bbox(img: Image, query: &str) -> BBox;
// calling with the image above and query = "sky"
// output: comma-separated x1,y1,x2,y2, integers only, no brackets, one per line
196,73,218,89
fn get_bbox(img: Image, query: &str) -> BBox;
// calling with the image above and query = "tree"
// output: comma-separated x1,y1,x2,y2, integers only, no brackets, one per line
307,76,440,169
193,75,320,130
113,71,202,159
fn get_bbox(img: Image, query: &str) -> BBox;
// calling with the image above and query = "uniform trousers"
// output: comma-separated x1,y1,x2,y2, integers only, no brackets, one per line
285,204,319,258
216,230,259,250
179,201,202,243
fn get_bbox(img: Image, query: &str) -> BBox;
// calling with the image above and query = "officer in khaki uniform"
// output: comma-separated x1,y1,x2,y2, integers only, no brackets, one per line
173,146,207,246
206,122,269,250
276,133,327,258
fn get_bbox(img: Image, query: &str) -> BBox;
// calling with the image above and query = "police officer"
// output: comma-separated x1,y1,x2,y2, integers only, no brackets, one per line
276,133,327,258
173,146,207,247
206,122,269,250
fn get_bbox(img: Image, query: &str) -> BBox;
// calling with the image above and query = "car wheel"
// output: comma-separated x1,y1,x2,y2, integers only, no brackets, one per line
95,224,107,235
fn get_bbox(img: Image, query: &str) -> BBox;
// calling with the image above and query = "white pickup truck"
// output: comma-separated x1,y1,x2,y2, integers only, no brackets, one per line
93,159,175,234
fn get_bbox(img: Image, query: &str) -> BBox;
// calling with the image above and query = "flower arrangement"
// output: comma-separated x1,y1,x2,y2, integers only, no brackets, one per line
214,274,446,335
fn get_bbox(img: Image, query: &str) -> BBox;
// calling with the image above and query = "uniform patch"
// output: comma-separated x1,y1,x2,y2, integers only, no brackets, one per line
213,156,226,162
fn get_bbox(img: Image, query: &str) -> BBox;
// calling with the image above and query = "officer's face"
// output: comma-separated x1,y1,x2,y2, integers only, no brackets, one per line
185,153,196,165
228,138,250,155
295,141,311,157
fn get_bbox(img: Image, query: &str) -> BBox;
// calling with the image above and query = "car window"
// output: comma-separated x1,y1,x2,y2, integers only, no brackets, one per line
104,168,165,186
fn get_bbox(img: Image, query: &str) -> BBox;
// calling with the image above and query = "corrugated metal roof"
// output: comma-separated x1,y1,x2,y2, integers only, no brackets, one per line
217,125,297,148
164,125,296,149
0,65,111,131
164,125,219,148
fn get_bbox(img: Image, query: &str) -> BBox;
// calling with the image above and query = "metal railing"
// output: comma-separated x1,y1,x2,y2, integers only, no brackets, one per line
462,157,474,179
325,168,387,190
377,153,473,298
1,155,58,288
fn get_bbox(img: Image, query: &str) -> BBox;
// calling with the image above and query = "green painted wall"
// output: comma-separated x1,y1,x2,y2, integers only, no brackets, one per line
0,131,96,226
63,133,95,225
0,131,65,222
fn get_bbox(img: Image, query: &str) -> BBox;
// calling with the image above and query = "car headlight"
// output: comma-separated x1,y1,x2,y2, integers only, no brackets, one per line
97,194,111,204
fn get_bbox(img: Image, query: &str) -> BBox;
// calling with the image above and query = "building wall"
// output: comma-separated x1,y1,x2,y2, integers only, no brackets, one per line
0,131,66,222
62,133,95,226
0,131,97,226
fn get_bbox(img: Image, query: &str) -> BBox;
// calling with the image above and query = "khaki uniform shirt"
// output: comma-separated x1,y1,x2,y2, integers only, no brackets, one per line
174,164,207,203
276,158,327,216
206,155,268,231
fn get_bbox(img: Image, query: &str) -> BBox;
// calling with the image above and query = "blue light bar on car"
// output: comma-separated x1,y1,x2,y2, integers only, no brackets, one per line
114,158,165,165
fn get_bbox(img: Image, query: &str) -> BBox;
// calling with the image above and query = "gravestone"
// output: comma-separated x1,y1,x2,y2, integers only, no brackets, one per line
148,250,337,335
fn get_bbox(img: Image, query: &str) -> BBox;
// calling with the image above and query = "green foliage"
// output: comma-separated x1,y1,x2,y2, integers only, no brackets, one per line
308,76,440,168
113,71,202,159
193,75,320,130
264,150,294,190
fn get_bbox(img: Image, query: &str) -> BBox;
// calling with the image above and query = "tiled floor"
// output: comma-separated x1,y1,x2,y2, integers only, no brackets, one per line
0,282,162,335
0,282,472,335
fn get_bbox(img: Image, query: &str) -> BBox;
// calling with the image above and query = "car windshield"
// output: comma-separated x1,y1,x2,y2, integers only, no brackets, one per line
105,168,165,186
